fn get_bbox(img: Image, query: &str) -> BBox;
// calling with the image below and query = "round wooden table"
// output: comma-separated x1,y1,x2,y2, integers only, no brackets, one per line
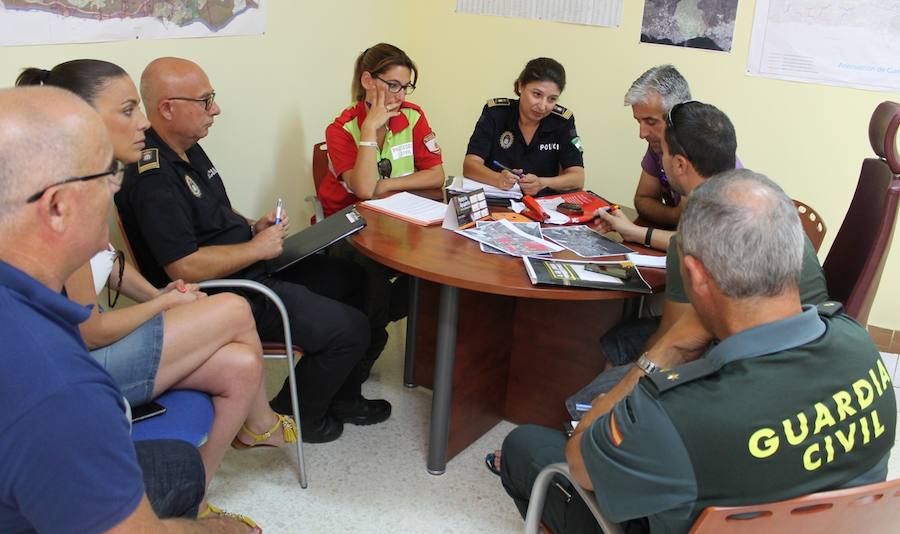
350,203,666,474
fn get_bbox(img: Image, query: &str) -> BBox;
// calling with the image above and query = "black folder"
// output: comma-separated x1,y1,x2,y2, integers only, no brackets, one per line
266,205,366,273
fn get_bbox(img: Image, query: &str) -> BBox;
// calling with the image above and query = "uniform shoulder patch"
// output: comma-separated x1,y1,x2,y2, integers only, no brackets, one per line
646,358,721,395
815,301,843,317
487,97,510,108
551,104,573,120
137,148,160,174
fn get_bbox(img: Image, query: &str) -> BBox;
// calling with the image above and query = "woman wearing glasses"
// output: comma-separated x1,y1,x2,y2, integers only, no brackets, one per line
463,57,585,197
318,43,446,379
17,60,291,526
317,42,445,217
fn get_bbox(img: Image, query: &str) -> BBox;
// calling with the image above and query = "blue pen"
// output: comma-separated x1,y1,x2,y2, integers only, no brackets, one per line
492,160,524,178
274,198,284,225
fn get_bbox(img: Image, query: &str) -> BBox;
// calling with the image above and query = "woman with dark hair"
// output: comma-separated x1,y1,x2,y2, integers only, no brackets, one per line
317,44,446,379
17,59,292,527
463,57,585,196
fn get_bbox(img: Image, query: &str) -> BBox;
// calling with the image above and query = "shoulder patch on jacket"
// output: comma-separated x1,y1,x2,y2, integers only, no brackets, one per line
816,301,843,317
487,97,510,108
137,148,160,174
551,104,573,119
646,358,721,395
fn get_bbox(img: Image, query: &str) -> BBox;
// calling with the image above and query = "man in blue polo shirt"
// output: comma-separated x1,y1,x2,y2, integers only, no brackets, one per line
0,87,251,533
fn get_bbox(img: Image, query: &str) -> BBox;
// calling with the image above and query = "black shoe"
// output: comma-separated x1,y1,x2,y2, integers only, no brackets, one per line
269,393,293,417
300,415,344,443
330,397,391,426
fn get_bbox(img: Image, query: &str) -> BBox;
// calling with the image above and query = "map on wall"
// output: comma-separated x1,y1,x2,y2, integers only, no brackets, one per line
747,0,900,92
456,0,623,28
0,1,266,46
640,0,739,52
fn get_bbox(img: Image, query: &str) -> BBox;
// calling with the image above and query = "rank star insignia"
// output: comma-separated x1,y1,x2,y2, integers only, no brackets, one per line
666,373,680,381
499,130,514,149
184,175,202,198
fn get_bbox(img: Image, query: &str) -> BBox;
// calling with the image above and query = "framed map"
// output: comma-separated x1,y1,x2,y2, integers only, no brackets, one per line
747,0,900,92
0,1,265,46
640,0,739,52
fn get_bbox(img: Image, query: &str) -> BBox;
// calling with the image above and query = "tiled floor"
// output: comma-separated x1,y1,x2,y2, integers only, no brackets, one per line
207,321,900,533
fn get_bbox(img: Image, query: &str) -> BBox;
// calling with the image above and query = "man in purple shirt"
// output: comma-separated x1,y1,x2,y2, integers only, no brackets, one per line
625,65,693,228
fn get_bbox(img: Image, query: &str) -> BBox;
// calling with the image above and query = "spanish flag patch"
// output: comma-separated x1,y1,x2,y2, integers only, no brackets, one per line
609,413,623,447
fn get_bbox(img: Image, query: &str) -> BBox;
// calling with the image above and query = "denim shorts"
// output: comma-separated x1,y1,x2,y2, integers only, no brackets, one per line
90,313,164,406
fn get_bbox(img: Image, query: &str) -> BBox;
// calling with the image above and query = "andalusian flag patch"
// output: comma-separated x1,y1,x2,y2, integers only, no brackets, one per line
609,413,623,447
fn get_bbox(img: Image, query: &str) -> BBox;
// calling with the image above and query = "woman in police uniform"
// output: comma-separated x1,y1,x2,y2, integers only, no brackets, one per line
463,57,585,197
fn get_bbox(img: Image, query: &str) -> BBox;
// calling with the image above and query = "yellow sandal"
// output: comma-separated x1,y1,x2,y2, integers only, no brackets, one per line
231,414,298,449
199,502,260,530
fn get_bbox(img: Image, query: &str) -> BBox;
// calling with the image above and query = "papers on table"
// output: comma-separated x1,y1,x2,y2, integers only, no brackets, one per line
476,221,549,257
445,175,522,200
523,257,652,293
456,219,563,257
626,253,667,269
361,192,447,226
541,226,634,258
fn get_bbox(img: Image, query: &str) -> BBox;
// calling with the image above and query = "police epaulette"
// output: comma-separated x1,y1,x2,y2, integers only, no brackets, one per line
646,358,721,394
551,104,573,119
487,97,510,108
137,148,160,174
816,301,843,317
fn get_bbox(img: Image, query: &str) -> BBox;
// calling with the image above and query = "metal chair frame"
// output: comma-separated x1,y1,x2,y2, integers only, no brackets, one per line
199,279,307,488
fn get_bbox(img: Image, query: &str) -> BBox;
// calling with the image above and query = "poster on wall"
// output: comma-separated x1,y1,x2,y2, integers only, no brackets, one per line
456,0,623,28
747,0,900,93
0,0,266,46
640,0,739,52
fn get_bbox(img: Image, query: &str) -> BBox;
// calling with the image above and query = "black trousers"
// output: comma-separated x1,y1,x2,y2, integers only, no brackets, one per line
246,254,371,422
327,239,407,375
501,425,604,534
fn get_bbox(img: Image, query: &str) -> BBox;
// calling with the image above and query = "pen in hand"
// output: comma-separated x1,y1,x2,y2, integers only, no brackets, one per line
274,198,284,225
492,160,524,180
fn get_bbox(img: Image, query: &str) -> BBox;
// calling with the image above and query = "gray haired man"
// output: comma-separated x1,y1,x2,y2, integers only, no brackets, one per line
624,64,692,227
499,169,895,534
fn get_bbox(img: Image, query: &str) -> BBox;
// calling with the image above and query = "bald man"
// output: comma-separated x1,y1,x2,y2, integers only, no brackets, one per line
0,87,251,533
116,58,389,444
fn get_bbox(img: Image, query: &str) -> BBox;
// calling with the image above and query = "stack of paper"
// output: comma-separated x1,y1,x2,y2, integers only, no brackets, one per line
456,219,563,257
361,192,447,226
445,175,522,200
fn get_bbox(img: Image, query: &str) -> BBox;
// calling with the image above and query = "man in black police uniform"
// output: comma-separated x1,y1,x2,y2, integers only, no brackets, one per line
116,57,389,444
500,169,895,533
462,58,585,196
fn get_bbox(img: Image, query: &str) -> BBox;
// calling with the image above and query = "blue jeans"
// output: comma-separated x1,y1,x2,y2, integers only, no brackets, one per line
134,440,205,518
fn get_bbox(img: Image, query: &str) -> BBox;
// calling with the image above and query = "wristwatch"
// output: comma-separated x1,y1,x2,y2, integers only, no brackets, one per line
635,351,662,375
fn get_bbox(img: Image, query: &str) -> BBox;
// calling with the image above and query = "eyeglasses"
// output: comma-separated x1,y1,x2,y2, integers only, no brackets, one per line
168,91,216,111
26,160,125,203
377,158,392,178
664,100,699,162
107,249,125,308
373,75,415,95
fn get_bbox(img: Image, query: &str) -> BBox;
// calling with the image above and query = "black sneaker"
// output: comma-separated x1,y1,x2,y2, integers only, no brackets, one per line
330,397,391,426
300,415,344,443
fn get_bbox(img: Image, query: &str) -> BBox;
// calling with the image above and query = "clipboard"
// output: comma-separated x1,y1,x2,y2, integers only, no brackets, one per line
266,205,366,273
